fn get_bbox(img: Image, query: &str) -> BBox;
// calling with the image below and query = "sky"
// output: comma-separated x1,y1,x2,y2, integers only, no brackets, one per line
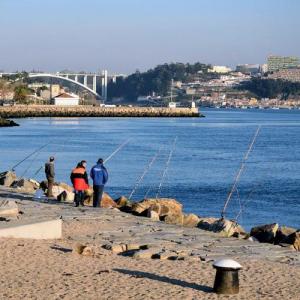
0,0,300,74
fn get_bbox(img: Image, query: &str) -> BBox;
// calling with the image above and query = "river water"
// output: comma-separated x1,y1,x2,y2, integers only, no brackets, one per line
1,109,299,230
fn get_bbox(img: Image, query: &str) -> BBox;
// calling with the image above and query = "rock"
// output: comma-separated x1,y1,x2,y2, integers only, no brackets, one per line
281,231,300,251
0,199,19,217
198,217,245,237
39,180,48,191
163,213,184,225
211,218,246,237
115,196,130,207
0,171,17,187
100,193,117,208
250,223,279,243
197,217,219,230
147,209,160,221
52,185,74,202
82,246,94,256
152,251,177,260
58,182,74,193
111,244,126,253
132,198,182,220
275,226,297,244
73,243,86,254
183,214,200,227
126,244,141,251
133,249,157,259
12,178,38,193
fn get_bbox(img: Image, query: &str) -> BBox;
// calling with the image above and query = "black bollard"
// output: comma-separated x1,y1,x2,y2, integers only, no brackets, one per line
213,259,242,295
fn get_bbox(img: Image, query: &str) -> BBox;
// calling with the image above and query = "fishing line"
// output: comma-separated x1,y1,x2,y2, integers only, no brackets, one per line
156,136,178,198
128,147,162,200
104,138,131,164
221,125,261,218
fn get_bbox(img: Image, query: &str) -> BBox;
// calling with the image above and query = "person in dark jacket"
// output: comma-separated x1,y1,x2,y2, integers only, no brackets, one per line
70,160,89,207
45,156,55,197
90,158,108,207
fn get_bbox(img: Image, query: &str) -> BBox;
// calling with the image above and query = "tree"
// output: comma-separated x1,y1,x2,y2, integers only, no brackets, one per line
0,79,13,100
14,85,30,103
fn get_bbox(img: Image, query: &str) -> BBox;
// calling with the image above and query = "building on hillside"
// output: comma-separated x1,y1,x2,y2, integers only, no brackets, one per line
208,66,232,73
236,64,260,74
52,92,79,106
267,68,300,82
267,55,299,72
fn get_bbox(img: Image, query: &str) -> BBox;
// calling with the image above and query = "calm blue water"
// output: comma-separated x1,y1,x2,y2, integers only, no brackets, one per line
0,109,299,230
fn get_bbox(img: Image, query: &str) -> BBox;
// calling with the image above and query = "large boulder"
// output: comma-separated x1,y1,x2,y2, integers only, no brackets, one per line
162,213,184,225
100,193,117,208
198,217,245,237
198,217,219,230
0,171,17,187
275,226,297,244
0,199,19,217
250,223,279,243
183,214,200,227
282,231,300,251
132,198,182,217
12,178,39,194
57,182,73,193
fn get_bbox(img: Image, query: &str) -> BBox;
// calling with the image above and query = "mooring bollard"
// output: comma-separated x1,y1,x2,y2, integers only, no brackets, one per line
213,259,242,295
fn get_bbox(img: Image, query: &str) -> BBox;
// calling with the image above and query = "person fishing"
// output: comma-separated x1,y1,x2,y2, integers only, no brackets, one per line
70,160,89,207
90,158,108,207
45,156,55,197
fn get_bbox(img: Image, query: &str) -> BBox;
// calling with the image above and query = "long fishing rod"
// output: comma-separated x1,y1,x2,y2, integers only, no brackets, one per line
104,138,131,164
221,125,261,218
156,136,177,198
128,147,162,200
33,132,76,177
10,142,51,172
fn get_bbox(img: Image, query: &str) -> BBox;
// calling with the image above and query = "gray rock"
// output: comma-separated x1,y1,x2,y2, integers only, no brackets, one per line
0,171,17,187
0,199,19,217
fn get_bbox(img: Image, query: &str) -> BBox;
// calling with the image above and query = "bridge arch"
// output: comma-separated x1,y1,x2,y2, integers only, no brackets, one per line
26,73,101,99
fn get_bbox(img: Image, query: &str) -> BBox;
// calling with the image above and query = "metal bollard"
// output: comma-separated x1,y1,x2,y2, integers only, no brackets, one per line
213,259,242,295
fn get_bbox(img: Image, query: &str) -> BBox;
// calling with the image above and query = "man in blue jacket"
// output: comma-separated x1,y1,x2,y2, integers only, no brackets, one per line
90,158,108,207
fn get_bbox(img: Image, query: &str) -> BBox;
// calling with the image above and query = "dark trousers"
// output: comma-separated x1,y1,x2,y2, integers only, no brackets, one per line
47,178,54,197
93,185,104,207
74,190,85,207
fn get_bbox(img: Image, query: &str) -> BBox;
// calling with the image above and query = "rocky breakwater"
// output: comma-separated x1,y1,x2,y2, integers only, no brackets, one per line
1,170,299,253
0,105,201,118
0,118,19,127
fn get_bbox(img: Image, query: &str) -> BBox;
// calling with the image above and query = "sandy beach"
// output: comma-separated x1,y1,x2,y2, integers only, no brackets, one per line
0,188,299,300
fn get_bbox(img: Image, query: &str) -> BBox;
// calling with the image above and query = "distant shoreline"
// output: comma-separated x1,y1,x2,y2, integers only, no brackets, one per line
0,105,201,119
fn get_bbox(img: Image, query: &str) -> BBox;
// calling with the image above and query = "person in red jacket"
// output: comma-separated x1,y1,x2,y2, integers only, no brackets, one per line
70,160,89,207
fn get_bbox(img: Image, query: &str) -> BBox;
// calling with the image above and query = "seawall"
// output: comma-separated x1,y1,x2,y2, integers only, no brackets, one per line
0,105,201,118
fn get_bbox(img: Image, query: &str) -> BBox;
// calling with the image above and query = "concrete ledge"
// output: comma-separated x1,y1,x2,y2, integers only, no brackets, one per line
0,219,62,239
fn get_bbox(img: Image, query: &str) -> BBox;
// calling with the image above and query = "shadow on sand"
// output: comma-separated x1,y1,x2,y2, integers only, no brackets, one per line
114,268,213,293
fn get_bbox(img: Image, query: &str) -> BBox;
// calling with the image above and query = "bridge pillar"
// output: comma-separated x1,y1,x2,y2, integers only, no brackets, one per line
92,75,97,93
74,75,78,82
84,75,88,87
101,70,108,102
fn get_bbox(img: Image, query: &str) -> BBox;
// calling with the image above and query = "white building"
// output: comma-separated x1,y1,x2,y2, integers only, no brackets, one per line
208,66,232,73
53,92,79,106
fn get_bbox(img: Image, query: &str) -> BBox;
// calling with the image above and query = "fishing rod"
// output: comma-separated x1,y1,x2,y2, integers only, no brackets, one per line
156,136,178,198
221,125,261,219
10,142,51,172
104,138,131,164
128,147,162,200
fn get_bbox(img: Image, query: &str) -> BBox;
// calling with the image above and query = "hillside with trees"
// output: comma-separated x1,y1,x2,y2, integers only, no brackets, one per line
239,78,300,100
108,62,216,101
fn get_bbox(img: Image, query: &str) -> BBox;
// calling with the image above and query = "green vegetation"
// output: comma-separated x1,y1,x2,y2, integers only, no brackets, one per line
13,85,33,104
240,78,300,99
108,62,215,101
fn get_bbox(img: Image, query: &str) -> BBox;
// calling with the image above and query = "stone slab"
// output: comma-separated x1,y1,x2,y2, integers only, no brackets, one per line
0,218,62,239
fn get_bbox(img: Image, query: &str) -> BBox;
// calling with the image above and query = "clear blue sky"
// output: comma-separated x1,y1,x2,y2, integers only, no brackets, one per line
0,0,299,74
